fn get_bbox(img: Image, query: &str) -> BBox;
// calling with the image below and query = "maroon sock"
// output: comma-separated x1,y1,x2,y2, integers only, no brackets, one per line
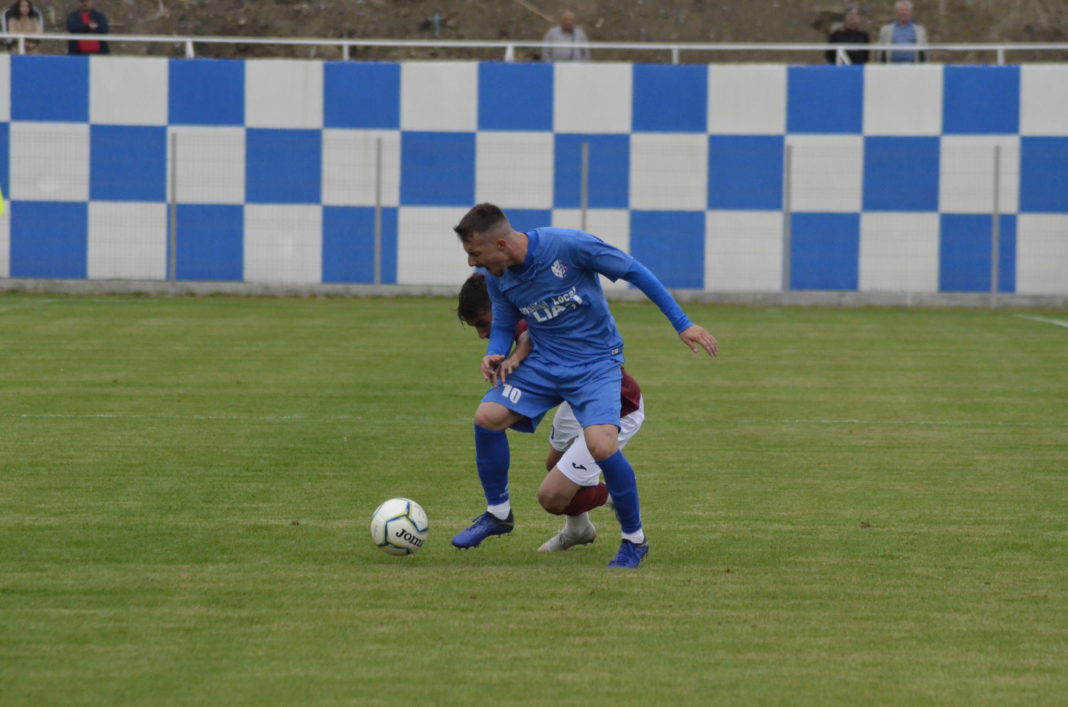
563,483,608,516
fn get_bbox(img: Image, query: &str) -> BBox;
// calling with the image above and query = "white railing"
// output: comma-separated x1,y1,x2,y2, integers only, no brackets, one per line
3,32,1068,63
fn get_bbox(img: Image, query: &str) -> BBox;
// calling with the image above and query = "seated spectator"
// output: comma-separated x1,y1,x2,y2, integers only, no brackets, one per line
66,0,109,55
540,10,589,62
3,0,44,53
826,6,870,65
877,0,927,63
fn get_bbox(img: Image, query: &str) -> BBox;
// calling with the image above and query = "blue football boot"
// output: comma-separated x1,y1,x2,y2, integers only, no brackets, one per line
452,511,514,549
607,539,649,569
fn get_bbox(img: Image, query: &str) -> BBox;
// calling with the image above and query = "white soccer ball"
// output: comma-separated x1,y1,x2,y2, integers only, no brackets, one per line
370,498,429,556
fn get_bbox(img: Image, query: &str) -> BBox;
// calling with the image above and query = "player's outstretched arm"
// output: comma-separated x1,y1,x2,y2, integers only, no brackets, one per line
620,260,719,357
679,324,718,357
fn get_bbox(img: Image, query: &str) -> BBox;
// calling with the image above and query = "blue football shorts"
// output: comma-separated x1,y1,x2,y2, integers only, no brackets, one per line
480,354,623,434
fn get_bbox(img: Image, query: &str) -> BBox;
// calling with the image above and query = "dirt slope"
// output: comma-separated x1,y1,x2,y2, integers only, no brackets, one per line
37,0,1068,62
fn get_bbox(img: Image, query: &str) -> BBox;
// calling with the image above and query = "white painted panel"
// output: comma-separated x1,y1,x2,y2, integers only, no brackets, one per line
708,64,786,135
90,56,168,126
705,210,783,291
859,212,940,292
88,201,167,280
244,204,322,284
553,63,632,134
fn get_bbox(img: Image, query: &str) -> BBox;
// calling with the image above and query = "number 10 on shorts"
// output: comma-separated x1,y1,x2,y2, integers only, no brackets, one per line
501,384,522,404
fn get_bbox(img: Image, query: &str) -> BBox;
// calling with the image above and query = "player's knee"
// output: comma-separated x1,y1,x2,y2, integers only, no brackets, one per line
473,405,508,430
537,484,570,515
587,437,619,461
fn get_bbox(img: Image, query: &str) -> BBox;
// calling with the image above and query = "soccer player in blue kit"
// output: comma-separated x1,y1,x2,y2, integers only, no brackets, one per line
452,203,718,569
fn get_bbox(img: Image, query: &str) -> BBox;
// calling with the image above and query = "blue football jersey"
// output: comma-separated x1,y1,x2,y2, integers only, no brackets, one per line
485,228,633,364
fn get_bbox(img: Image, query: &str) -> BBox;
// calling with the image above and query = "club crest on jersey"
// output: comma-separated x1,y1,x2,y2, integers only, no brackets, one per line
551,259,568,278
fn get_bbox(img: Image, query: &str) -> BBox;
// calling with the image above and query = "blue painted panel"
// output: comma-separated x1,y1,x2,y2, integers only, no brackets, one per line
999,215,1017,294
790,213,859,290
629,210,705,289
0,122,8,198
787,66,863,134
1020,137,1068,213
478,63,553,131
324,62,400,129
863,137,940,212
321,206,398,284
168,59,245,126
175,204,243,281
553,134,629,209
942,66,1020,135
10,201,87,278
503,209,552,234
632,64,707,133
11,55,89,122
90,125,167,202
708,135,784,211
246,129,322,204
399,131,476,206
939,214,1016,292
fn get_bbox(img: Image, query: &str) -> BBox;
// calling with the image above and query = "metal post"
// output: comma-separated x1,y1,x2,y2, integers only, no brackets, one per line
185,40,195,59
782,143,793,292
373,137,383,286
168,131,178,291
342,43,350,61
579,141,590,232
671,47,680,64
990,145,1001,306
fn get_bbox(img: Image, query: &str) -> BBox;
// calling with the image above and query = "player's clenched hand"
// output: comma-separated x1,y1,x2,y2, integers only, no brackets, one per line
679,324,718,357
481,354,506,386
491,354,521,387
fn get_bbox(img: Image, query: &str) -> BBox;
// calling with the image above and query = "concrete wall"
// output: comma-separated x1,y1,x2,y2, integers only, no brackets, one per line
1,55,1066,297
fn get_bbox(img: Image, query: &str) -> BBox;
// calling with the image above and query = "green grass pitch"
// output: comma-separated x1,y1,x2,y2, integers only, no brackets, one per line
1,293,1066,705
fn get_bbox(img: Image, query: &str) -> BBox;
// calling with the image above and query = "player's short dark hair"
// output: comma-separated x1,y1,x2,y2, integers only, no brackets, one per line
454,203,507,243
457,273,490,323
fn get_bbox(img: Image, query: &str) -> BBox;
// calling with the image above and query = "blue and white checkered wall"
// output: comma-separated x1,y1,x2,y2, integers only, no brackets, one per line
1,55,1066,294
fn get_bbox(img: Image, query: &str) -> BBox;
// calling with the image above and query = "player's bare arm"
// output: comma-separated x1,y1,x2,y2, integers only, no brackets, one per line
497,332,532,381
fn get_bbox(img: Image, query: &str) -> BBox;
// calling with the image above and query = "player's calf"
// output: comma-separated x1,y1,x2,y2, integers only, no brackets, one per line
562,483,608,516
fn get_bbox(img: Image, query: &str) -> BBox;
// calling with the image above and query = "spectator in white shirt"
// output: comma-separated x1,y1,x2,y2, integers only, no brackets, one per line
541,10,590,62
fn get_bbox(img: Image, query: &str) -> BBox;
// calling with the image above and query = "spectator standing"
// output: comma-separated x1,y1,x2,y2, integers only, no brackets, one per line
877,0,927,63
3,0,44,53
67,0,109,55
826,6,870,64
541,10,589,62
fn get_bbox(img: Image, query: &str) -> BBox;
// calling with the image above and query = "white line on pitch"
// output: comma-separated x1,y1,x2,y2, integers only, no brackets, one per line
7,413,1060,427
776,419,1065,428
3,412,326,421
0,412,462,423
1013,314,1068,329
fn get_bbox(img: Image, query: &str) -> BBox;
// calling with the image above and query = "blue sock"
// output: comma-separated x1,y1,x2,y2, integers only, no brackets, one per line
474,425,510,507
597,450,642,534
